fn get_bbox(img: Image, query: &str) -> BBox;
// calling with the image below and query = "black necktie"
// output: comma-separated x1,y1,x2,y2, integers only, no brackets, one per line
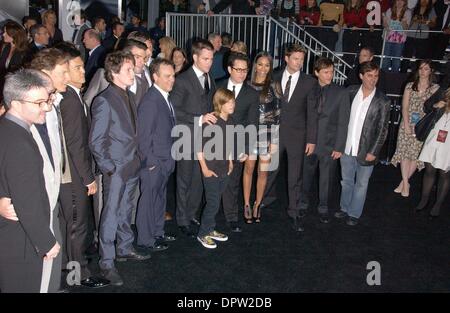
125,90,137,133
72,28,78,42
232,85,236,96
318,87,325,115
35,123,54,170
203,73,210,94
284,75,292,102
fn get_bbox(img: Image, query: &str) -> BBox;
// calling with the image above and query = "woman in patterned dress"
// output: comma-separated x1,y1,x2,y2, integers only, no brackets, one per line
391,59,439,197
243,52,281,223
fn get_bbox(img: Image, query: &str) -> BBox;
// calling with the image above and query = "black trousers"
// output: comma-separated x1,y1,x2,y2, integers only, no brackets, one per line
300,153,337,214
222,161,243,223
176,158,204,227
136,166,170,247
59,177,93,280
264,135,306,219
401,37,431,72
343,30,361,67
0,258,42,293
199,175,229,237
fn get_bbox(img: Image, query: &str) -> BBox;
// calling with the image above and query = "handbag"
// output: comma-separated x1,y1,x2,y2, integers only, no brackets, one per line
415,109,439,142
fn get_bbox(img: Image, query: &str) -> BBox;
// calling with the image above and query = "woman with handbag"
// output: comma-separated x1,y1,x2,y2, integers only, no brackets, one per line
391,60,439,197
414,88,450,218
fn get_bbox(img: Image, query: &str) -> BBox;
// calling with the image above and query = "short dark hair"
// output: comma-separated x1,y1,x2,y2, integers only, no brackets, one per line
360,46,375,56
314,57,334,72
29,24,46,39
227,52,249,68
285,43,307,57
359,60,380,75
94,16,105,26
121,39,148,53
191,39,214,57
104,50,135,84
54,42,81,61
112,21,124,31
22,15,37,25
29,48,68,71
150,58,175,82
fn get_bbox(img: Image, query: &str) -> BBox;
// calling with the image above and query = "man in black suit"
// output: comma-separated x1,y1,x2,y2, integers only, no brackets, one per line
264,43,318,232
0,69,60,292
171,40,217,238
102,22,124,53
83,29,106,85
124,40,151,106
136,58,177,252
58,45,109,288
24,24,49,65
216,52,259,232
344,46,387,94
299,57,350,224
335,61,390,226
89,51,150,286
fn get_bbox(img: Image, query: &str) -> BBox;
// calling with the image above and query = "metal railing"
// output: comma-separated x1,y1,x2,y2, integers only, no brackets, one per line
270,18,352,84
166,13,351,84
166,13,268,55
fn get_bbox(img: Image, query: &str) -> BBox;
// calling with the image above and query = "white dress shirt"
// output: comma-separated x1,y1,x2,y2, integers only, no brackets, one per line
227,80,243,98
68,84,87,116
345,86,376,156
46,93,63,160
192,65,211,126
281,69,300,102
154,84,175,117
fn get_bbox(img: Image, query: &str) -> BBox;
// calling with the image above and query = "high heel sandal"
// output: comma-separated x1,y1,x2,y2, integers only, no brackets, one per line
252,202,261,223
394,181,403,193
244,204,253,224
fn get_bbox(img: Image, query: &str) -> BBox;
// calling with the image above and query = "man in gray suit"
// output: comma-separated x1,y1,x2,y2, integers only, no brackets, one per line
89,51,150,286
72,10,90,61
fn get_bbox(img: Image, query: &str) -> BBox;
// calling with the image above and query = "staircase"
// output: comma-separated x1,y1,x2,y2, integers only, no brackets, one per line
166,13,352,85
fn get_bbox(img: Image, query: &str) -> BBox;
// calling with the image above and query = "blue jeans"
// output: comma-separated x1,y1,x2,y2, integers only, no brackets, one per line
340,154,374,219
382,41,405,73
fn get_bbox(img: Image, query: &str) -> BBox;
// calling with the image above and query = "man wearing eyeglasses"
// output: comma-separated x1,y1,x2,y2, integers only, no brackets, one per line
0,69,60,292
216,52,259,232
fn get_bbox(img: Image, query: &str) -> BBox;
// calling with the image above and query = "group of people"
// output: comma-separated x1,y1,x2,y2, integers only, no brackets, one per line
0,3,450,294
161,0,450,73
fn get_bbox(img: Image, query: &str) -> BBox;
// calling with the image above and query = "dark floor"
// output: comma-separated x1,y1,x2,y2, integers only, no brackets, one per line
69,164,450,293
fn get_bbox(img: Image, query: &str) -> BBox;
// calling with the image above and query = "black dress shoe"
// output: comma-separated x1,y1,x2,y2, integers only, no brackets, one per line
80,276,110,288
116,250,151,262
148,243,169,252
319,214,330,224
101,268,123,286
155,234,176,242
334,210,348,219
55,288,70,293
291,217,304,232
229,222,242,233
179,225,196,238
190,218,201,226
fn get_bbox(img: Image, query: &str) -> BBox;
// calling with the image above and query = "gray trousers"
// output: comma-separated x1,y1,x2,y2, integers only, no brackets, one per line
99,174,139,270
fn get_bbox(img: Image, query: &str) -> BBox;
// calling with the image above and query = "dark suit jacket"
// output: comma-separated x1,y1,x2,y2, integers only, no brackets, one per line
275,69,318,146
60,86,95,186
347,85,391,166
0,117,55,264
89,85,141,180
213,0,260,14
216,78,260,155
171,66,217,127
85,45,106,85
137,86,176,175
313,83,351,157
102,35,118,52
23,42,43,66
